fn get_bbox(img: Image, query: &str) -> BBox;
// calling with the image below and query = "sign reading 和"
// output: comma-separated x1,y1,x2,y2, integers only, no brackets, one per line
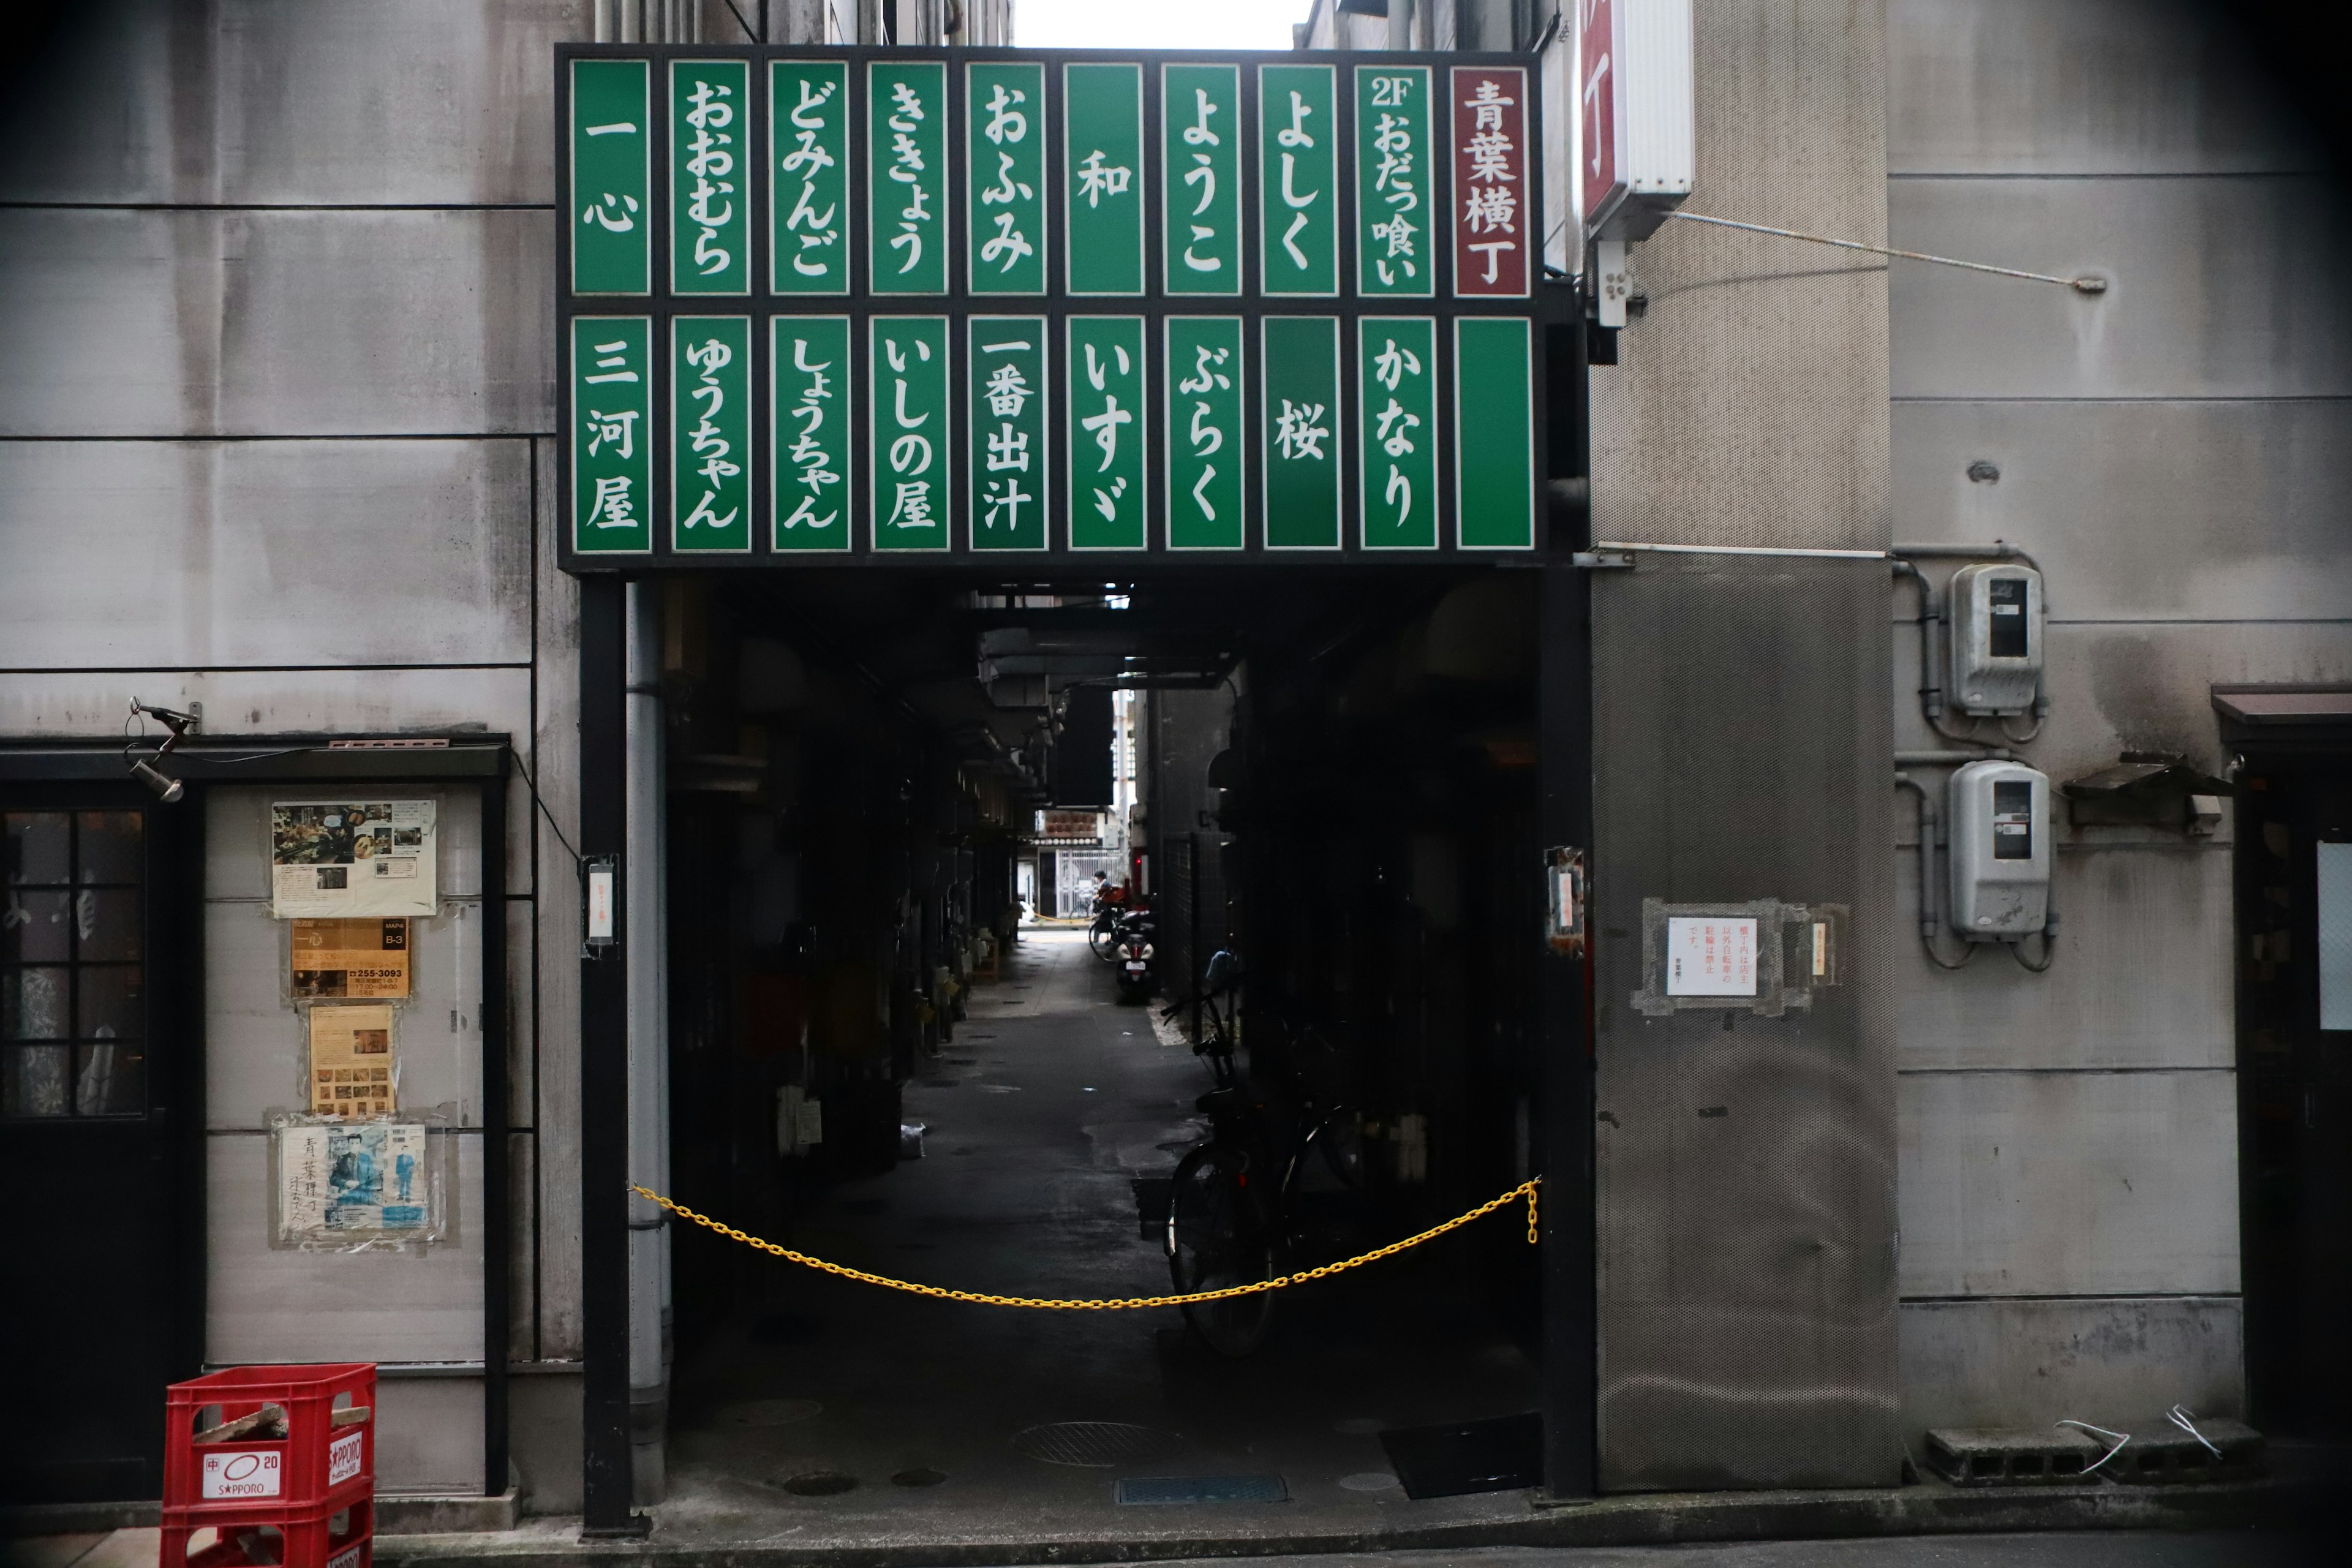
560,46,1545,564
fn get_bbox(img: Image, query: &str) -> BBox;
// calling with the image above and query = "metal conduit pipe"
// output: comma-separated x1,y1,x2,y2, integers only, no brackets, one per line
624,582,672,1502
1896,748,2011,765
1894,773,1970,971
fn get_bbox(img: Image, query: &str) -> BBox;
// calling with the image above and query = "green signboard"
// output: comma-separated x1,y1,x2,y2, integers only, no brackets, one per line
1357,317,1438,549
670,60,748,295
571,59,650,295
772,315,851,551
1262,315,1341,549
970,317,1048,551
870,316,951,550
1166,316,1245,549
1162,64,1241,296
571,316,652,554
1453,316,1536,549
1258,64,1338,298
672,315,752,551
869,60,948,295
1068,317,1147,549
1063,64,1145,296
561,45,1544,564
968,62,1047,296
769,59,848,295
1354,65,1432,298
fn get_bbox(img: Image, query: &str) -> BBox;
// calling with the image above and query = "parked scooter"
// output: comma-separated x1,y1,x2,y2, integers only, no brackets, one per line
1112,908,1157,1003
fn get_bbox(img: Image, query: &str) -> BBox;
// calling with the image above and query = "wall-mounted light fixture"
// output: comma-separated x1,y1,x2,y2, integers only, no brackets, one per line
124,699,202,802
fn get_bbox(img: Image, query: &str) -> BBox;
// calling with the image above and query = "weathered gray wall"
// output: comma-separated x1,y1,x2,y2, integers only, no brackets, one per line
0,0,587,1502
1882,0,2352,1447
1586,0,1899,1490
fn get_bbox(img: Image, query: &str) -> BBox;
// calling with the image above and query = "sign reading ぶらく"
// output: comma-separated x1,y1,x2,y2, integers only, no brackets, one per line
559,44,1544,563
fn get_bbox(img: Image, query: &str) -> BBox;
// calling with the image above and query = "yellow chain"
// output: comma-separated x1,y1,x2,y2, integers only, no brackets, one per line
630,1175,1541,1311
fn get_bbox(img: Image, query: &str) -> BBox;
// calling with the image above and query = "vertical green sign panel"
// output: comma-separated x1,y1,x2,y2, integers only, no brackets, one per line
571,59,650,295
571,317,653,554
769,59,848,296
970,317,1048,551
1354,65,1433,298
1164,316,1245,550
1261,315,1341,549
1258,64,1338,298
671,316,752,551
1063,64,1145,297
869,61,947,295
1067,317,1147,550
1453,317,1536,549
1357,317,1438,550
772,315,851,551
1161,64,1241,297
669,60,749,295
870,317,951,550
967,62,1046,296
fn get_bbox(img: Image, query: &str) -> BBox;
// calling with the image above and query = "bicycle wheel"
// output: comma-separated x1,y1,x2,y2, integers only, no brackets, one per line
1166,1144,1276,1357
1088,915,1119,961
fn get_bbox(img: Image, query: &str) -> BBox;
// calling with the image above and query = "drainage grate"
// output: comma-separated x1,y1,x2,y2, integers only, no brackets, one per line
1116,1474,1287,1506
1012,1421,1185,1468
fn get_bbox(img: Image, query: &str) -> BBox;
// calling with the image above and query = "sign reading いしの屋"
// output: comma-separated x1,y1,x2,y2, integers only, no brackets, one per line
559,46,1545,567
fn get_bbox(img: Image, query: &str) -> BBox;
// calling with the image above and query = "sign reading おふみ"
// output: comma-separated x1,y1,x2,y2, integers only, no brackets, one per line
561,47,1542,562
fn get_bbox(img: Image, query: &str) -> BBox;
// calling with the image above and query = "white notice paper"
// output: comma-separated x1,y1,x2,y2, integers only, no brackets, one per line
270,800,437,919
1665,916,1758,997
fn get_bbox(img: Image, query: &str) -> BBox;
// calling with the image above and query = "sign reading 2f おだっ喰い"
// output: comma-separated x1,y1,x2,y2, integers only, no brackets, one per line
559,45,1543,567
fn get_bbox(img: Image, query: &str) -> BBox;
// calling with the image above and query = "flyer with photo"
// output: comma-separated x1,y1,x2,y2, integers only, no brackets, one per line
270,801,437,918
276,1120,431,1240
307,1003,396,1117
291,918,412,999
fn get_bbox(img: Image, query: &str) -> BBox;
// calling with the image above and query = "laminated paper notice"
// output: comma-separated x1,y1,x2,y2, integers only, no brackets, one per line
292,918,411,1000
278,1120,429,1237
309,1004,396,1116
270,800,437,918
1664,916,1758,997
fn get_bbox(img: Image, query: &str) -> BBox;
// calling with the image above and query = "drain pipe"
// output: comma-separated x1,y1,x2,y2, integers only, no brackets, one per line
624,581,672,1502
1894,773,1969,970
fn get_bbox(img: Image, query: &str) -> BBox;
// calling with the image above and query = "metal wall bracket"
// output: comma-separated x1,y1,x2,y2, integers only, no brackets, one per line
1572,549,1635,570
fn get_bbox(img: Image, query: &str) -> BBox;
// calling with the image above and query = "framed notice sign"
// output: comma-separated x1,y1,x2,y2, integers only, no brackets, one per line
269,801,437,919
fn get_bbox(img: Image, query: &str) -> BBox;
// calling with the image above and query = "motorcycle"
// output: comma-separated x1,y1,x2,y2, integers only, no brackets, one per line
1112,908,1157,1003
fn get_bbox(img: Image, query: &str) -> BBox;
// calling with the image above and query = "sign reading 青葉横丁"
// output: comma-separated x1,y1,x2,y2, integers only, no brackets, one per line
559,45,1545,565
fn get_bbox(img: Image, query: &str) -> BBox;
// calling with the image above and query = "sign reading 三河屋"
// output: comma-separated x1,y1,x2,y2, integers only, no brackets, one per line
559,45,1545,564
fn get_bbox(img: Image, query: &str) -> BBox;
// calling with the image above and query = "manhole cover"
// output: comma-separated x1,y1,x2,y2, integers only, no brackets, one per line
892,1468,948,1487
1013,1421,1185,1468
782,1470,858,1496
717,1398,821,1428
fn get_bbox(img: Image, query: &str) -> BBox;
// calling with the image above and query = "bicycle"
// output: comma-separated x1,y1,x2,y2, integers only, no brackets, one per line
1161,954,1368,1357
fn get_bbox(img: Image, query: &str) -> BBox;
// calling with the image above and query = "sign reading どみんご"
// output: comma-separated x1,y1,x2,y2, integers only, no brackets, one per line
559,46,1544,565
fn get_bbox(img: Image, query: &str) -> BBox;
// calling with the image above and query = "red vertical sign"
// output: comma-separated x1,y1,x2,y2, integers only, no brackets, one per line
1579,0,1619,231
1449,64,1528,298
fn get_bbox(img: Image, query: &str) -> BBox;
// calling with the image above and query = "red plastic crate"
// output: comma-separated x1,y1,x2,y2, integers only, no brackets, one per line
163,1365,375,1525
166,1496,372,1568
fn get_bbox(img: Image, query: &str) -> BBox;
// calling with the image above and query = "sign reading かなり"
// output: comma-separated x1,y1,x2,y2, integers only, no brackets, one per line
560,45,1543,563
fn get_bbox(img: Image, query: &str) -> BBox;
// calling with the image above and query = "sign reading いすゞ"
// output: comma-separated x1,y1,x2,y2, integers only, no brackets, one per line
558,47,1543,565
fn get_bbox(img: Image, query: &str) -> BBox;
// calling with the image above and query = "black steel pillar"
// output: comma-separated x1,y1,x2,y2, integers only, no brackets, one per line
1539,312,1598,1500
481,772,510,1500
578,575,646,1536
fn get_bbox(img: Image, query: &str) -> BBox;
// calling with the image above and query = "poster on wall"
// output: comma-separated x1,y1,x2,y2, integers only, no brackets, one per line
307,1003,397,1117
269,801,437,918
290,918,412,999
274,1118,433,1242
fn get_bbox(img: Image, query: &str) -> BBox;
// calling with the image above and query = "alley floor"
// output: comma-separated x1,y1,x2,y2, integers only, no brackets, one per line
645,924,1547,1548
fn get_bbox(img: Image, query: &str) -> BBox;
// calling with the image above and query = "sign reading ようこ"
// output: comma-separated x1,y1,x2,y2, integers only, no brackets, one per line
561,47,1542,564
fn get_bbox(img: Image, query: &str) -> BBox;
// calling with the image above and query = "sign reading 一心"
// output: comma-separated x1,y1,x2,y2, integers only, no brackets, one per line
559,46,1545,567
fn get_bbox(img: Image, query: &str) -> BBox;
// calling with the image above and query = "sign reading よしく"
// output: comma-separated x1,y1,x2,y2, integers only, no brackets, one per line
562,46,1545,564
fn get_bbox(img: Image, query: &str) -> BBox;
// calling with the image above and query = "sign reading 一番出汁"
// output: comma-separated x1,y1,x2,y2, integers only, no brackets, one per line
559,45,1546,565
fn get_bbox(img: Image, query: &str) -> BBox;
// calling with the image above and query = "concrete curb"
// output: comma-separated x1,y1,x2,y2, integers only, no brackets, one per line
372,1479,2285,1567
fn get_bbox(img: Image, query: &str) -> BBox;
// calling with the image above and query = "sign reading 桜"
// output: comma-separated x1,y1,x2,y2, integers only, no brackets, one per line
560,45,1544,563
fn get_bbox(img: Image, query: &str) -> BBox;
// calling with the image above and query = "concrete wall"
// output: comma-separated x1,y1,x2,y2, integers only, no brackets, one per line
0,0,587,1504
1882,0,2352,1447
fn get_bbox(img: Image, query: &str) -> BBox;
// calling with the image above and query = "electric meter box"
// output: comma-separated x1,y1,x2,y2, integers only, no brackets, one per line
1947,562,2043,717
1948,760,2051,940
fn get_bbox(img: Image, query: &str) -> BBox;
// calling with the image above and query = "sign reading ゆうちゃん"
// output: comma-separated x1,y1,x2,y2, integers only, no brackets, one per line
559,47,1545,566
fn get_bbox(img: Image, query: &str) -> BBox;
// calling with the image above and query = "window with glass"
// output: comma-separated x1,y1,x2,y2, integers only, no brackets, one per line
2,811,147,1117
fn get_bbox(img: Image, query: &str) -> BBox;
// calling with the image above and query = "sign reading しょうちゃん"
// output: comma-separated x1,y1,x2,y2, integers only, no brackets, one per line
560,47,1543,565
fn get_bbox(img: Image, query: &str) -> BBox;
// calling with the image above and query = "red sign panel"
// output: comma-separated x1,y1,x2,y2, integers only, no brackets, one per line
1449,64,1528,298
1579,0,1619,230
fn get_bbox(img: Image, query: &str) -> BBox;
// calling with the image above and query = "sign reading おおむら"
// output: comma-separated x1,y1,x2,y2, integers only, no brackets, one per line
560,46,1544,563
